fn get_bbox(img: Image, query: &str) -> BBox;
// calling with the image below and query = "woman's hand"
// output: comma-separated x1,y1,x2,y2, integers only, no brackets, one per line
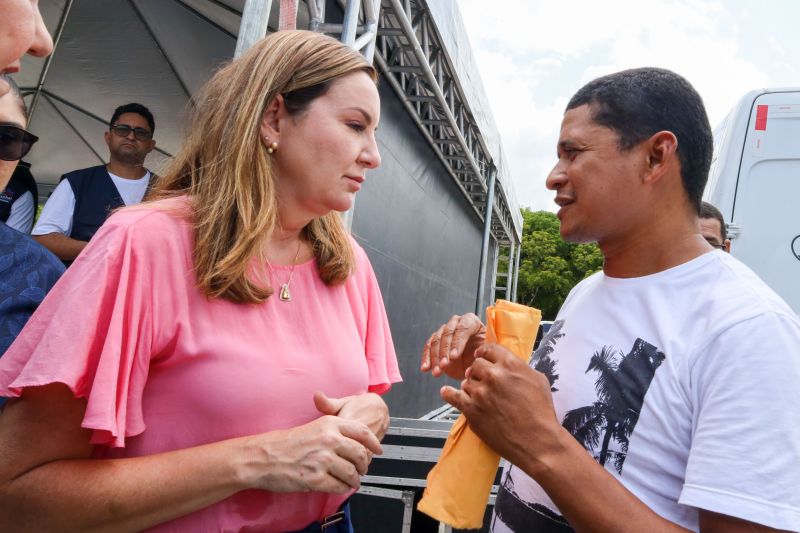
0,384,385,532
244,414,383,494
313,391,390,440
421,313,486,380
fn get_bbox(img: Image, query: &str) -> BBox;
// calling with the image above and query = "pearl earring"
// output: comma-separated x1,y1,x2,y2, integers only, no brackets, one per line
266,139,278,154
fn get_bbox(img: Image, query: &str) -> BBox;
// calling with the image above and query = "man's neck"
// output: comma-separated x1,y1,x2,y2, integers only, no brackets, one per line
106,161,148,180
600,211,708,278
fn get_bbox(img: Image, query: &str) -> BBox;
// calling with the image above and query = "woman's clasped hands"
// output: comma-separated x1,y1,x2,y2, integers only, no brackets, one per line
240,391,388,495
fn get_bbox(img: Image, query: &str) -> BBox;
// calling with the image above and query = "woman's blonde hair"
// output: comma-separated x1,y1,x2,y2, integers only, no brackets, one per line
151,30,377,303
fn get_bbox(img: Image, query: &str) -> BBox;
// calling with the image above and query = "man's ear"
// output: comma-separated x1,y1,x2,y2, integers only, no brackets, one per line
103,130,112,147
643,130,678,184
145,138,156,154
260,94,286,143
724,239,731,253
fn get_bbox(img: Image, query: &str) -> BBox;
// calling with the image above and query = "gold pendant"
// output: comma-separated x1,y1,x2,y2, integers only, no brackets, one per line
279,283,291,302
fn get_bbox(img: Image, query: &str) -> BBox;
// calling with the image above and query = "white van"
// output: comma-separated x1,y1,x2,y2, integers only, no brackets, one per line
705,88,800,314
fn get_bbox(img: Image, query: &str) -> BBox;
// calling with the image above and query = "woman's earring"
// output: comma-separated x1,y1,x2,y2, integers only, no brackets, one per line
267,141,278,154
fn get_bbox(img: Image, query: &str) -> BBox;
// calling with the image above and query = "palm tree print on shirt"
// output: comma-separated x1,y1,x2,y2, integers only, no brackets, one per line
562,338,665,473
529,319,564,391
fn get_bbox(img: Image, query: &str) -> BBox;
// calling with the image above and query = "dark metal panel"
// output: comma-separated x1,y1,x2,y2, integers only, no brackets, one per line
352,79,486,418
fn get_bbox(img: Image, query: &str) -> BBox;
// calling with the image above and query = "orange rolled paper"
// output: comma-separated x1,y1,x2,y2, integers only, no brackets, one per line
418,300,541,529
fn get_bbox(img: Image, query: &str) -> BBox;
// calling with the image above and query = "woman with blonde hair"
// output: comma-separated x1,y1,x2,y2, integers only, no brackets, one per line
0,30,400,532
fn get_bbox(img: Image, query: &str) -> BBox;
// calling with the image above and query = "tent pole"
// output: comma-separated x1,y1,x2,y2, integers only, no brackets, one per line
475,165,497,317
28,0,75,120
235,0,273,58
511,241,521,302
505,240,515,300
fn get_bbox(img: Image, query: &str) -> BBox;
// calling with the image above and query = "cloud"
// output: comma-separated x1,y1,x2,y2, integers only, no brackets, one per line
457,0,797,211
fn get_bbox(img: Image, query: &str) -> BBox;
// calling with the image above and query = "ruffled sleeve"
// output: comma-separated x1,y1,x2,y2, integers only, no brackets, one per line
352,241,402,394
0,208,167,448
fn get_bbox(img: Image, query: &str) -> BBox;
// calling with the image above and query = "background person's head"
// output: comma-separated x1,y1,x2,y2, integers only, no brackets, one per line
105,103,156,166
566,67,713,214
154,30,379,303
0,0,53,97
699,201,730,252
0,74,37,191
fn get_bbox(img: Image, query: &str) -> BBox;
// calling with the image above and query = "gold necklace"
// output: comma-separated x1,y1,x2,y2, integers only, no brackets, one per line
266,240,303,302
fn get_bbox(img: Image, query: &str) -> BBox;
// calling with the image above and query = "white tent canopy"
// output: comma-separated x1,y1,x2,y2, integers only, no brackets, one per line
18,0,255,193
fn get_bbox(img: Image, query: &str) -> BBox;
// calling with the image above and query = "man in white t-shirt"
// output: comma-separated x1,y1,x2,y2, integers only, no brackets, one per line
32,102,156,263
422,68,800,532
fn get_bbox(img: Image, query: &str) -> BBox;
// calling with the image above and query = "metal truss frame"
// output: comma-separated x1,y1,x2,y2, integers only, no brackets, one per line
241,0,525,301
311,0,382,62
371,0,519,247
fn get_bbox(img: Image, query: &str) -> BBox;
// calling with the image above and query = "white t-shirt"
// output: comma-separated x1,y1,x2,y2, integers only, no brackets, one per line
491,251,800,532
32,169,150,237
5,191,34,234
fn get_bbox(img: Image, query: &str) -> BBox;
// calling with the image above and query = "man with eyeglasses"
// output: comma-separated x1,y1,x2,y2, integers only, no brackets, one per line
699,201,730,253
32,103,156,264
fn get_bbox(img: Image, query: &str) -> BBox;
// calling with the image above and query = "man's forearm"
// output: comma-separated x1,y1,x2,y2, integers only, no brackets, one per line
32,233,87,261
516,427,691,533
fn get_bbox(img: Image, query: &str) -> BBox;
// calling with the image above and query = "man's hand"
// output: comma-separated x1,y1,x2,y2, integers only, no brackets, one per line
436,347,793,533
421,313,486,380
439,343,563,469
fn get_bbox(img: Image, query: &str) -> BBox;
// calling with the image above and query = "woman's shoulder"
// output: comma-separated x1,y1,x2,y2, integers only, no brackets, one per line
104,196,191,235
85,196,193,261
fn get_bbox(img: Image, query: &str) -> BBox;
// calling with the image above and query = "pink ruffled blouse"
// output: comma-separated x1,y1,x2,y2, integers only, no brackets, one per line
0,197,401,532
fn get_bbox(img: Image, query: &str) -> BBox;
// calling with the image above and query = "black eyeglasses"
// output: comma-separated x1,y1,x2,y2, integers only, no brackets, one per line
709,243,726,250
0,124,39,162
110,124,153,141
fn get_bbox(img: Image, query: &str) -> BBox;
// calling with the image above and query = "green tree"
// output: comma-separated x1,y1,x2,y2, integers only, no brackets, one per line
515,209,603,319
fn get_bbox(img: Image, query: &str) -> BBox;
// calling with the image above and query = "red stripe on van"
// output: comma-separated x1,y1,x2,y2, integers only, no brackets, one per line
755,105,768,130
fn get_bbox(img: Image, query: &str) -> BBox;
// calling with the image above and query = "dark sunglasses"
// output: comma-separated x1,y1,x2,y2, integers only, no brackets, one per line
0,124,39,162
110,124,153,141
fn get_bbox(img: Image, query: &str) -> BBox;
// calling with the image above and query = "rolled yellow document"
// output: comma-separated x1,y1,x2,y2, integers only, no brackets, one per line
418,300,541,529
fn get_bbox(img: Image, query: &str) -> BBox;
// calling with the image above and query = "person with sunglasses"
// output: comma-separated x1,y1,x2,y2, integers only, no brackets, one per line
0,74,64,365
32,102,156,264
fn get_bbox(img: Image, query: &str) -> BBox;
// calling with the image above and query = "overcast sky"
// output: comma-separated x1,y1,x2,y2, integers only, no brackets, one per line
457,0,800,212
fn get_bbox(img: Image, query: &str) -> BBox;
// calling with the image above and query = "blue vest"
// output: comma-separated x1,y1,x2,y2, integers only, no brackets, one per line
63,165,151,242
0,162,38,223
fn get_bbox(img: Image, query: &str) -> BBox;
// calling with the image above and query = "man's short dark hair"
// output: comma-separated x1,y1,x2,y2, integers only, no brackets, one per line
566,67,712,214
110,102,155,133
700,201,727,241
